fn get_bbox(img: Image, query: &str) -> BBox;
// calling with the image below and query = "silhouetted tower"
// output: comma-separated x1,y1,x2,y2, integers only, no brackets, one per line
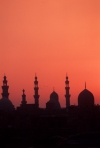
34,76,39,108
21,89,27,105
1,76,9,98
65,75,70,108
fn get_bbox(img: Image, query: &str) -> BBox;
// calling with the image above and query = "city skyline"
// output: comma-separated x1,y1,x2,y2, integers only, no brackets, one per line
0,74,99,108
0,0,100,107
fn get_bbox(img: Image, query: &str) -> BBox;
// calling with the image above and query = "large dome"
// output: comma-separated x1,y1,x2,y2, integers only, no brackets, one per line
78,89,94,107
0,97,15,112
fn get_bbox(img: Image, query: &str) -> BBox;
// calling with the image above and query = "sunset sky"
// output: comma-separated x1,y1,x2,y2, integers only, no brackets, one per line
0,0,100,108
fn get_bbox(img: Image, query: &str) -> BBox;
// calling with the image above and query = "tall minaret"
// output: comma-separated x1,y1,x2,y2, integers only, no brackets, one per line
34,75,39,108
65,75,70,108
1,76,9,99
21,89,27,106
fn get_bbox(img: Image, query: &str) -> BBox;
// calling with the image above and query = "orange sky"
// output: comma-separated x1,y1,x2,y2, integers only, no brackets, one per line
0,0,100,108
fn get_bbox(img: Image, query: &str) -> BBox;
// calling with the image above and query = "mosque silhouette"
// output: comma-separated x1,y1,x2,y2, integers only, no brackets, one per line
1,75,100,148
0,75,95,112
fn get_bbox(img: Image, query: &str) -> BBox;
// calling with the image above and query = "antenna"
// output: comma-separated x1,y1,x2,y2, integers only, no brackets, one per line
22,89,25,94
85,82,86,89
35,72,37,77
53,87,55,91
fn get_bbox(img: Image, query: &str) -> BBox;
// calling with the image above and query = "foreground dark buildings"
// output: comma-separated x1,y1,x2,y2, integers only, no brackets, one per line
0,75,100,147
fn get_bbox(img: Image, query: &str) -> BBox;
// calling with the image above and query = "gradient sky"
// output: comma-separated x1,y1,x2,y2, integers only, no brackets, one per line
0,0,100,108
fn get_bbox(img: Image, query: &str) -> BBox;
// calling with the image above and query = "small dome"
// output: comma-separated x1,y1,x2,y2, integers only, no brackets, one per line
78,89,94,107
46,91,61,110
50,91,58,101
0,97,15,112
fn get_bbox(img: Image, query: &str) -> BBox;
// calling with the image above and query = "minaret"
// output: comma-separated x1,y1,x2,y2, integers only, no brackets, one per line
1,76,9,99
34,75,39,108
65,75,70,108
21,89,27,106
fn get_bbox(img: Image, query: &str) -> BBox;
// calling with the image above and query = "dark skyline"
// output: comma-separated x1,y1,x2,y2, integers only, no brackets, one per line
0,75,96,110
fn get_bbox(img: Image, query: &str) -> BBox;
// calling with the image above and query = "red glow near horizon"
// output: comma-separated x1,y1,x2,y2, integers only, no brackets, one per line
0,0,100,108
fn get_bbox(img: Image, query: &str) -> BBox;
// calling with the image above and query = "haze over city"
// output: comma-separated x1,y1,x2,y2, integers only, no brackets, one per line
0,0,100,108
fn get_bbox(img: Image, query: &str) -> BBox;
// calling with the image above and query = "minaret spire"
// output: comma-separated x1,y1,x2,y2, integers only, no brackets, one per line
53,87,55,92
85,82,86,89
65,75,70,109
34,75,39,108
21,89,27,106
1,76,9,98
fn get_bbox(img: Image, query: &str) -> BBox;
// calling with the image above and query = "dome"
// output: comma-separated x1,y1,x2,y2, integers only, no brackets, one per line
50,91,58,101
78,89,94,107
0,97,15,112
46,91,61,110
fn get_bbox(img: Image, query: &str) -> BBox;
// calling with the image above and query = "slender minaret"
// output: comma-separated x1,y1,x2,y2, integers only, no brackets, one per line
34,75,39,108
1,75,9,99
21,89,27,106
65,75,70,108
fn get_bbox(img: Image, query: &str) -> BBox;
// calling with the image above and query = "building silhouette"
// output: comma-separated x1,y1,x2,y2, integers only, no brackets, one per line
34,75,40,108
0,75,96,113
46,90,61,111
78,83,94,107
17,76,44,115
0,75,100,148
21,89,27,106
65,75,70,109
0,76,15,112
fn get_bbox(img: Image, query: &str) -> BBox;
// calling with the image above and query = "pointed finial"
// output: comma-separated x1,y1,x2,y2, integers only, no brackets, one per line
66,73,68,78
35,72,37,77
53,87,55,92
4,73,6,78
85,82,86,89
22,89,25,94
35,73,37,80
